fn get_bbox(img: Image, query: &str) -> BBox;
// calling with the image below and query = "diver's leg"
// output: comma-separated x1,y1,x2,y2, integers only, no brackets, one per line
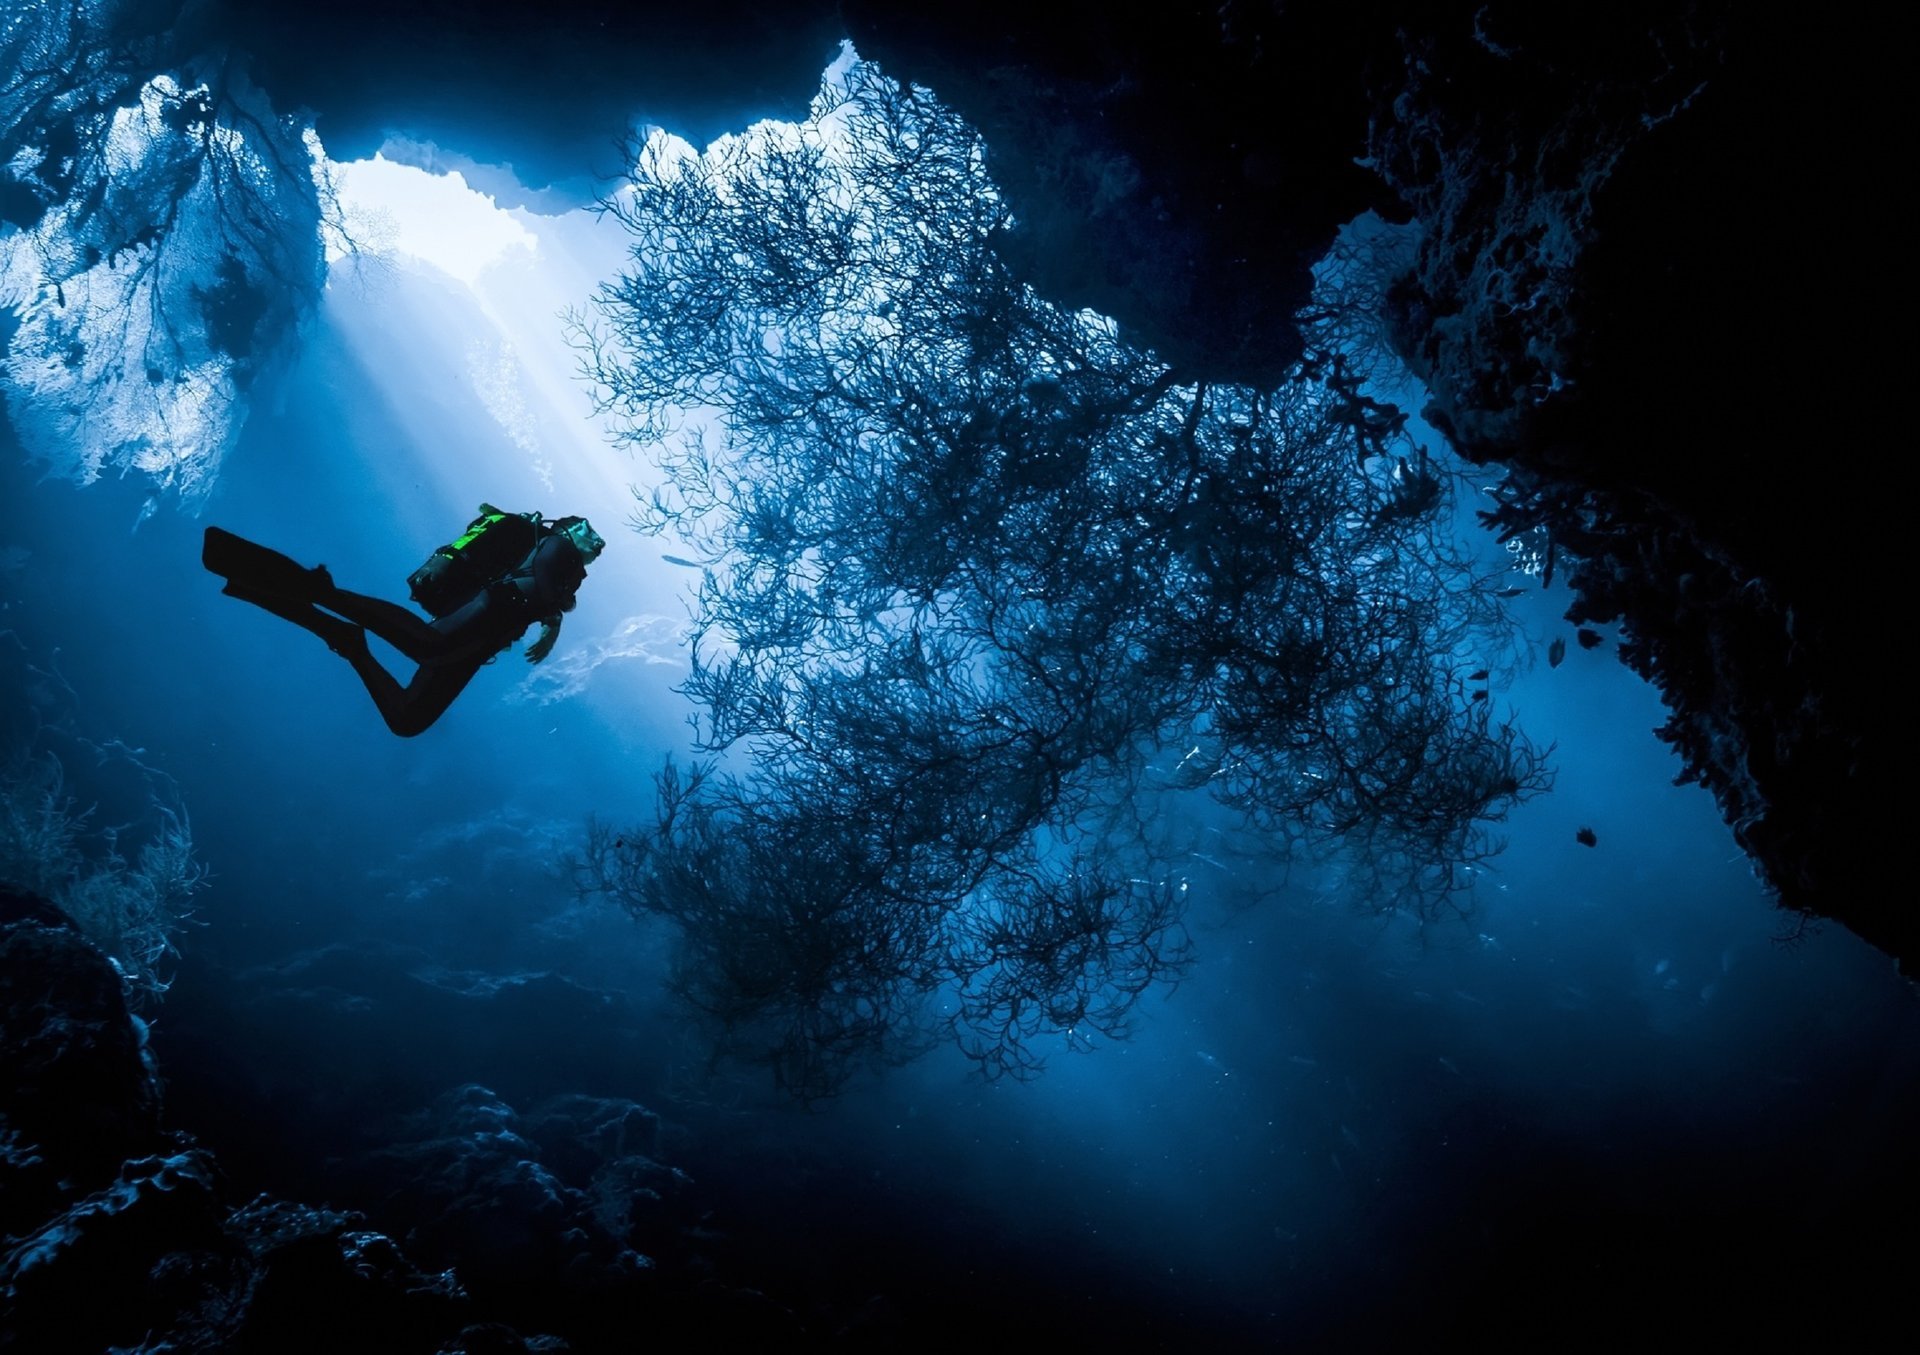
334,649,483,737
221,582,366,655
203,527,449,660
223,580,485,736
309,585,453,662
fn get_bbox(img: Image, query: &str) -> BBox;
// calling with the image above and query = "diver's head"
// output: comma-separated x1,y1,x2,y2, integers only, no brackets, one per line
554,516,606,565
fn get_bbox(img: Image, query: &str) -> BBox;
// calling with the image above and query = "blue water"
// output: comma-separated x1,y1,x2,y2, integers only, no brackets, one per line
7,266,1914,1343
3,91,1915,1352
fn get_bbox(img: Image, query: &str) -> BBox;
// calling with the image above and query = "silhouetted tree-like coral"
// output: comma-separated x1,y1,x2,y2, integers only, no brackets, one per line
1,0,346,506
572,59,1549,1096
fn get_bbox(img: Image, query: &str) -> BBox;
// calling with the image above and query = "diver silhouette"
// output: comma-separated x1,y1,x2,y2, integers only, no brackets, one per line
204,505,606,737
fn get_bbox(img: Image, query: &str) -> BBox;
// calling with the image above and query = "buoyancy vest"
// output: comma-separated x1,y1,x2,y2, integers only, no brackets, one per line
407,509,541,618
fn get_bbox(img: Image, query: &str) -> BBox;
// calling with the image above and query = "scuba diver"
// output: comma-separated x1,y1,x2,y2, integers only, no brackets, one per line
203,505,606,737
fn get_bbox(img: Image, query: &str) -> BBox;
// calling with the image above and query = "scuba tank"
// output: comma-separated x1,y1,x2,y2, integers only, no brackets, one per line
407,505,541,618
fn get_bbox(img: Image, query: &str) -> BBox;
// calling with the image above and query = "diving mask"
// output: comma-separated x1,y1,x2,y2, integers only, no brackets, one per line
560,518,606,564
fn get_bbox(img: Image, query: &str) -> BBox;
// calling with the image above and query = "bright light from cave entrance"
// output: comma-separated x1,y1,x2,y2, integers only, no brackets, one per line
328,153,539,285
315,150,696,711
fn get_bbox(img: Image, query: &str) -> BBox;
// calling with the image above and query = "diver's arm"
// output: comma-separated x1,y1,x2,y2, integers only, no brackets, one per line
519,533,585,665
525,614,561,664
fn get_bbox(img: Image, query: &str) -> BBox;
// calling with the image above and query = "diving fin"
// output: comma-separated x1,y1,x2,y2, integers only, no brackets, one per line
219,577,367,656
203,527,332,602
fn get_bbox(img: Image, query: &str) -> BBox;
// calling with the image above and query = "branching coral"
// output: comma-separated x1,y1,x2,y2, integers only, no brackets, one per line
0,748,204,1007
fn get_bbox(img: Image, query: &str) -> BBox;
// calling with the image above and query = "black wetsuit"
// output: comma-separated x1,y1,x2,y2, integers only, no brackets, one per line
212,526,588,737
424,532,588,664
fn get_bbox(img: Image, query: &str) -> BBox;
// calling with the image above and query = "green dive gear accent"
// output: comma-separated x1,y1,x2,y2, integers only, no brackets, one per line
407,508,540,618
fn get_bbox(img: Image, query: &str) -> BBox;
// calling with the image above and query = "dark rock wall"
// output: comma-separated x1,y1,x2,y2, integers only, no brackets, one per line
0,887,162,1199
1,886,482,1351
0,890,782,1352
840,0,1904,967
190,0,846,202
1374,3,1896,958
844,0,1415,387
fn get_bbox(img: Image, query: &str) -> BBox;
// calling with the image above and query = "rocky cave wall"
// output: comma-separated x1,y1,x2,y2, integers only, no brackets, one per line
841,0,1904,968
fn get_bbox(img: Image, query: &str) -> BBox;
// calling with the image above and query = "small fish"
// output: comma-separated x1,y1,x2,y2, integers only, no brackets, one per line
1468,669,1489,682
1288,1055,1318,1069
1437,1056,1461,1076
661,554,702,568
1576,628,1604,650
1495,586,1527,598
1471,689,1488,701
1654,959,1670,976
1547,637,1567,668
1451,989,1486,1006
1575,826,1597,847
1340,1124,1363,1151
